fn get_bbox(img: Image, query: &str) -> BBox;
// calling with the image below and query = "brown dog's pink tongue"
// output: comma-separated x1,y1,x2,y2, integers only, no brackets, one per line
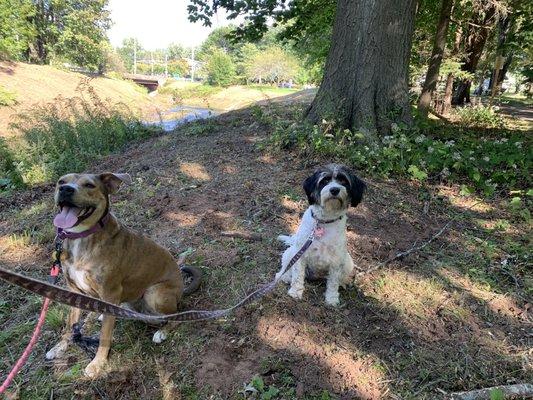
53,207,79,229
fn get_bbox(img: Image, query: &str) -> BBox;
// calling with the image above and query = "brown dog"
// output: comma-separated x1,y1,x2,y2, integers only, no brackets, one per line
45,172,200,377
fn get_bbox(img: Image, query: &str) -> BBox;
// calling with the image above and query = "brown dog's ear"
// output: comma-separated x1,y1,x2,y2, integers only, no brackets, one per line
99,173,132,194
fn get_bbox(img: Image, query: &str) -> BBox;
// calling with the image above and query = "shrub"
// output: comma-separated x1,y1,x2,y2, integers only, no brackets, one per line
9,84,153,185
206,49,236,87
455,105,504,129
0,85,16,106
265,109,530,197
0,137,23,189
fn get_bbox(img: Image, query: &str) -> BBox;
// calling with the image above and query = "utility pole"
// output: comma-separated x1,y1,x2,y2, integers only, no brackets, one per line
133,38,137,74
191,46,195,82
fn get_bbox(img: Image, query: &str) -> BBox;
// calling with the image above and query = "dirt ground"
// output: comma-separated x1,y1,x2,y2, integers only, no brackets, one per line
0,103,531,399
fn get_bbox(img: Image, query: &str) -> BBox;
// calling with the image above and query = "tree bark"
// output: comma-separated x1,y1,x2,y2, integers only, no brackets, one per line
418,0,454,117
452,7,496,105
305,0,418,136
442,26,462,114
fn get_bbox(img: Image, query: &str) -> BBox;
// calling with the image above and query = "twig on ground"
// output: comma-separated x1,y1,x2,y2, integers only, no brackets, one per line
220,230,263,241
357,220,452,276
450,383,533,400
358,200,482,276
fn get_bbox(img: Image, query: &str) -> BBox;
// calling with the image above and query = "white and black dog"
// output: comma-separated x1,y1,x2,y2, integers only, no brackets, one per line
277,164,366,306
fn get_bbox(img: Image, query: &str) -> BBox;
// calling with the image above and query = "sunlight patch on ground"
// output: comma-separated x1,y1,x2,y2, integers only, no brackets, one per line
437,267,531,323
437,187,494,213
256,315,386,399
163,210,201,227
179,162,210,181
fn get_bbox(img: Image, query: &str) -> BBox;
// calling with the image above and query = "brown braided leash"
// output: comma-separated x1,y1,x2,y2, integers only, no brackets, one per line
0,233,315,323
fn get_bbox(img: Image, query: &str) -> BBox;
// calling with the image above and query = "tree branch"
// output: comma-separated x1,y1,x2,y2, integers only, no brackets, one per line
450,383,533,400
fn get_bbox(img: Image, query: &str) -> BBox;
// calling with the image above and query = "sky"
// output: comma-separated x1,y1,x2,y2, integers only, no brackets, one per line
108,0,241,50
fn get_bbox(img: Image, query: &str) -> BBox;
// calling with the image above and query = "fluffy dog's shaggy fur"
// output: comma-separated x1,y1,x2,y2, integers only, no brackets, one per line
277,164,366,306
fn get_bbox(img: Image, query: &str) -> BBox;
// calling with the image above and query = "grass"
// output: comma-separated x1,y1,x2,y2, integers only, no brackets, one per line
0,61,168,138
1,84,156,187
159,81,223,99
0,85,17,106
159,82,299,111
0,101,531,399
498,93,533,107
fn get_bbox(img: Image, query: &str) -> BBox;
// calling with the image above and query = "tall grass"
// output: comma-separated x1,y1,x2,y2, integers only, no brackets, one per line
2,84,155,188
0,85,17,106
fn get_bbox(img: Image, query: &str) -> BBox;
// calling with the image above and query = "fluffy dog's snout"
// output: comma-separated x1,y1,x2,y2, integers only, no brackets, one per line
329,187,340,196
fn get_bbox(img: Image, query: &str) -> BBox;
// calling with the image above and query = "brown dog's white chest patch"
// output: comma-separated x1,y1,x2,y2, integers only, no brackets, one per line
66,267,92,293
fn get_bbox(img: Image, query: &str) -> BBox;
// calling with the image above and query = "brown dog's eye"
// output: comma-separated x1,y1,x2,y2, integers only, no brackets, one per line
83,183,96,189
58,180,65,185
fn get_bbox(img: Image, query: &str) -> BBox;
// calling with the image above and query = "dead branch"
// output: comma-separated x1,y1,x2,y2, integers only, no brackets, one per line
450,383,533,400
358,201,483,276
357,220,453,276
220,230,263,241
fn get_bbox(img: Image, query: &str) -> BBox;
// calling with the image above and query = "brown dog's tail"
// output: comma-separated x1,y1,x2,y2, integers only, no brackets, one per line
180,265,202,295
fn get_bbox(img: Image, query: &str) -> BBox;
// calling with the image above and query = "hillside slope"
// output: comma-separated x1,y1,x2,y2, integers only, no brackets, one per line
0,62,168,137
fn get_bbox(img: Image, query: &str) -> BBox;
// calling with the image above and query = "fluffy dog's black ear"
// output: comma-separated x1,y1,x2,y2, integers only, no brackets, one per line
303,171,320,205
347,171,366,207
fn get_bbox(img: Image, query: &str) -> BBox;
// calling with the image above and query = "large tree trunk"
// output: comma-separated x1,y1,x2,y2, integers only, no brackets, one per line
305,0,418,136
452,7,496,105
418,0,454,117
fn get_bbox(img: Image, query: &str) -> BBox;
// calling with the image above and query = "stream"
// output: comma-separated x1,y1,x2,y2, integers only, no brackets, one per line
144,105,220,132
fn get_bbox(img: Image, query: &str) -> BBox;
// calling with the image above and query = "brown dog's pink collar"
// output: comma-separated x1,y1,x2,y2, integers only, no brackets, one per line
56,213,111,240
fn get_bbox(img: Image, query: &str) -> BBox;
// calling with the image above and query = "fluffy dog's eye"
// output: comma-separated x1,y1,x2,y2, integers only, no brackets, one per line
83,183,96,189
338,176,348,185
58,179,65,185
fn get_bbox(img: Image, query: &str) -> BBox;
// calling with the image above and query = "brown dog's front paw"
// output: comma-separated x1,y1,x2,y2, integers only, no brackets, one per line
84,359,106,378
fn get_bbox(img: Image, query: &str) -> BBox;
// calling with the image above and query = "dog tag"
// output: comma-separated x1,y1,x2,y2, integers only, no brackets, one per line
314,227,325,238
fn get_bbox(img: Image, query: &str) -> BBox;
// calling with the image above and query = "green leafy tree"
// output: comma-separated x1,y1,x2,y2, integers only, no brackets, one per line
198,26,242,61
168,59,189,76
206,49,236,86
116,37,144,72
243,46,298,84
0,0,35,60
167,42,186,60
53,0,111,70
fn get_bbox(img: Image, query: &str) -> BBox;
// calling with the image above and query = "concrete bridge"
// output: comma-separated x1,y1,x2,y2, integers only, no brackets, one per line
123,74,166,92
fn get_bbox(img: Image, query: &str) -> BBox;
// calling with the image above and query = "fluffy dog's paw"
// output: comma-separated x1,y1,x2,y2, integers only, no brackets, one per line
152,330,168,344
45,341,68,360
84,359,106,378
287,287,303,299
276,271,291,284
325,294,340,307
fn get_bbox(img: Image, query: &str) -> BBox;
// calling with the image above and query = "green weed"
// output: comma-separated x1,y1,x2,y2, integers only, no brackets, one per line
265,110,530,197
0,85,17,106
7,84,154,185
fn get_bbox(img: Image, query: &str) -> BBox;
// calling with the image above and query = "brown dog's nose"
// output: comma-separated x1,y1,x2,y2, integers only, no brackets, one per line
330,187,340,196
59,185,75,195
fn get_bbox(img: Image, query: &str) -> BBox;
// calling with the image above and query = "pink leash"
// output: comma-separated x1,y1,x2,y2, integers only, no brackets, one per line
0,265,59,395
